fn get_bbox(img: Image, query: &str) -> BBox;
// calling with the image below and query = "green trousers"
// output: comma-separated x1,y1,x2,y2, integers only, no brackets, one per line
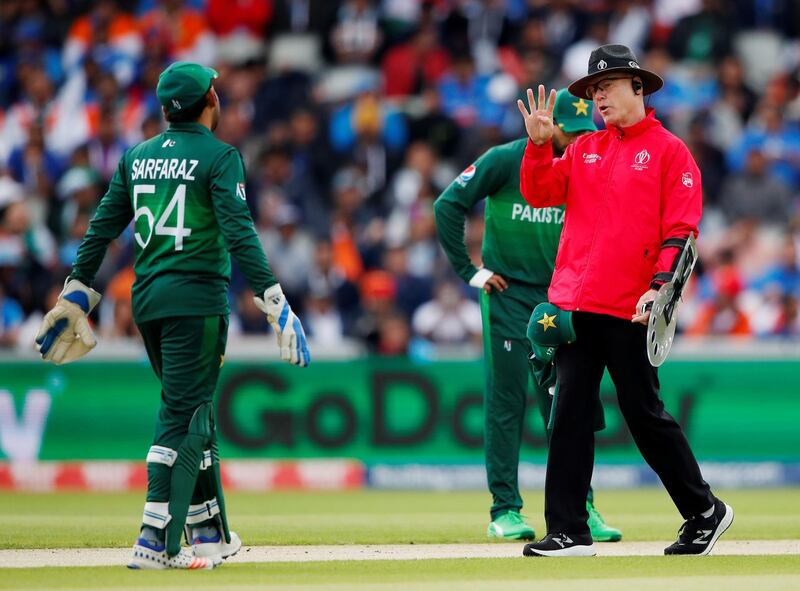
480,284,603,520
138,315,228,509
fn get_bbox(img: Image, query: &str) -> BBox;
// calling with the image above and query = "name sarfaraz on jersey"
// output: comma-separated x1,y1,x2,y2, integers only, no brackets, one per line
511,203,564,224
130,158,199,181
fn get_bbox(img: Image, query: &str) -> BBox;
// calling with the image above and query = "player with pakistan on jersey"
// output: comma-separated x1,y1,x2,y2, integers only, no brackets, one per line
34,62,310,570
434,89,621,543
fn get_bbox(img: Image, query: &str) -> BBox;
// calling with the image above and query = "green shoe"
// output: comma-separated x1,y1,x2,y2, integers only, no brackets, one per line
587,501,622,542
487,511,535,540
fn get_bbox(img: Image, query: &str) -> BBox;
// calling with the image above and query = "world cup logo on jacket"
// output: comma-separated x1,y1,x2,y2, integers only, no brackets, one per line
631,148,650,170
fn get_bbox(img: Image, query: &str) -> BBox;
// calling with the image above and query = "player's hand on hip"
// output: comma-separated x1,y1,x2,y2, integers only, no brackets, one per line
35,279,101,364
632,289,658,325
469,268,508,294
254,284,311,367
517,85,556,146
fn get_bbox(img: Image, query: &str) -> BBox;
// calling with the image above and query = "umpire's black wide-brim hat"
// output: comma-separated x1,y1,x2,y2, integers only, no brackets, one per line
568,44,663,100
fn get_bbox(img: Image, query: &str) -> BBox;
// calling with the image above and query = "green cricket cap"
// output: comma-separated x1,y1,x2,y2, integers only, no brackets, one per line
527,302,576,356
553,88,597,133
156,62,218,115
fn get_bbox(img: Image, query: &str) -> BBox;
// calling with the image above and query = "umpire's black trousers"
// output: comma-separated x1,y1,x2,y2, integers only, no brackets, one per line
545,312,715,535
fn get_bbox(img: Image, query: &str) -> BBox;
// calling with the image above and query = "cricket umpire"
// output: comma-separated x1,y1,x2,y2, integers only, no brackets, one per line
516,45,733,557
434,89,621,542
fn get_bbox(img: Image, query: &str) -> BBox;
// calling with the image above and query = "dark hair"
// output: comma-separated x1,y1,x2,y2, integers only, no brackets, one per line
164,91,210,123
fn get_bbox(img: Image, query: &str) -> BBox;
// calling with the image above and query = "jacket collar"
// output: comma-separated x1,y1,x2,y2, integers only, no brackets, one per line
607,108,660,139
167,122,213,136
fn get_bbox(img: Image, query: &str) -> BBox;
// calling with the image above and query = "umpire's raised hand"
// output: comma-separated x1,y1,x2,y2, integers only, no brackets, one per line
517,85,557,146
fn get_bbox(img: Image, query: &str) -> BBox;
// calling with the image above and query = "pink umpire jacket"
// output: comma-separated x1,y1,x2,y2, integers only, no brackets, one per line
519,109,702,320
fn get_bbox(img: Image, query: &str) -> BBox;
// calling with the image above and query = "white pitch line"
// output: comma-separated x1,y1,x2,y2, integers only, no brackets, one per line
1,541,798,568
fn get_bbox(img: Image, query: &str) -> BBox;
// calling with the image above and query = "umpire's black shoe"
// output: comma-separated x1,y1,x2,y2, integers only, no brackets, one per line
522,532,596,557
664,498,734,556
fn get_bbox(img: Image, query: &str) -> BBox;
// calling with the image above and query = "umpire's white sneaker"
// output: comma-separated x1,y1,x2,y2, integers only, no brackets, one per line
523,532,596,557
128,537,221,569
192,528,242,560
664,498,734,556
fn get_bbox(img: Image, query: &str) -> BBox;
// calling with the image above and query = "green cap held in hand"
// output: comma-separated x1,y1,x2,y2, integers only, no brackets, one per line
526,302,576,362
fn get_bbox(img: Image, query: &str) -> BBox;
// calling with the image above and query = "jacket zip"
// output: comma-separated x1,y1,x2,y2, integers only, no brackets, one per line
574,132,623,311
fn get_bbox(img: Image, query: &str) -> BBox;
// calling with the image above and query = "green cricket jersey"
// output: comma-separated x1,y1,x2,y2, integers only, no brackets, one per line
434,138,564,287
71,122,277,323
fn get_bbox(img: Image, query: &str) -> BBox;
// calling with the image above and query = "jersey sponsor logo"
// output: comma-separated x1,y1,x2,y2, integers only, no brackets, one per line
236,182,247,201
456,165,476,186
582,152,602,164
631,149,651,170
504,340,512,352
131,158,199,181
161,139,176,148
682,172,693,187
510,203,565,225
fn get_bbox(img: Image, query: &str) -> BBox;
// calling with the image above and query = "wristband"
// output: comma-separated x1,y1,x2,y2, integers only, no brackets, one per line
469,268,494,288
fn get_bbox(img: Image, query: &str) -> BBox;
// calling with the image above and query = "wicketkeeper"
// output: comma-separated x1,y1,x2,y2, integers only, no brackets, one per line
35,62,310,569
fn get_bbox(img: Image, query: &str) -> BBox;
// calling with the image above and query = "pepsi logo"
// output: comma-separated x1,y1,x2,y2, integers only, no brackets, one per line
459,165,476,183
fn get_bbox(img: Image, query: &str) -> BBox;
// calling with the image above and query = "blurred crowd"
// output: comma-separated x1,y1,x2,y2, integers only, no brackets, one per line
1,0,800,356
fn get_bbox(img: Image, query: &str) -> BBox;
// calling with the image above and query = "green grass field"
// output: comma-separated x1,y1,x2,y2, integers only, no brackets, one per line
2,488,799,590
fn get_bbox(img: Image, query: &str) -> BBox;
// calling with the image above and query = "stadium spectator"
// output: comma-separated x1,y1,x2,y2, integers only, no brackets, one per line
61,0,142,87
306,238,361,334
727,103,800,189
411,280,482,345
770,294,800,337
0,282,24,348
688,265,752,336
667,0,731,64
437,54,504,130
382,242,431,321
608,0,652,56
287,107,338,199
750,234,800,297
684,116,727,208
405,86,461,158
376,309,411,355
302,284,345,346
330,0,382,66
5,120,63,202
88,108,128,182
208,0,272,39
259,203,315,313
719,147,794,226
381,25,451,98
561,16,610,83
354,269,398,351
102,266,138,339
252,144,325,235
139,0,216,66
231,288,272,336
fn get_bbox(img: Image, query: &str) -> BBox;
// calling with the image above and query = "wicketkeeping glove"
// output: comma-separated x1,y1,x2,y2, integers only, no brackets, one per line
35,279,102,365
253,284,310,367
